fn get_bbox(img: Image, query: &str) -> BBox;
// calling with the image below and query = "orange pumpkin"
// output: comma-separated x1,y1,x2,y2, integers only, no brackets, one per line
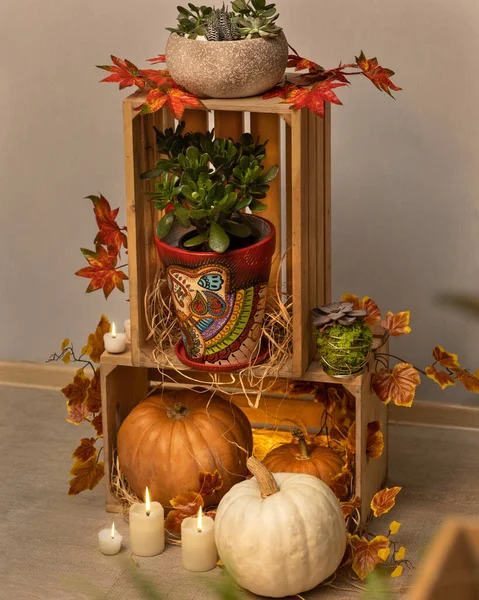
117,389,253,507
262,428,344,487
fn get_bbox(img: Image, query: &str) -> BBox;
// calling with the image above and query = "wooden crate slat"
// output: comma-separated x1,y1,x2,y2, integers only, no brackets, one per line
214,110,244,140
313,109,326,308
285,122,292,292
323,104,332,302
307,109,318,360
182,108,209,133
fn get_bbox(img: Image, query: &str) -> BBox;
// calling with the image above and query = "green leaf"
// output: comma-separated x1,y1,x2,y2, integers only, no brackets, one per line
223,220,252,238
209,221,230,253
249,199,268,212
175,206,191,228
261,165,279,183
156,212,175,238
235,195,252,210
186,146,200,162
140,166,164,180
189,209,209,219
183,233,208,248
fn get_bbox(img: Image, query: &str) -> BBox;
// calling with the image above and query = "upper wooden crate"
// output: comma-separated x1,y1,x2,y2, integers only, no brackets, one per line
123,91,331,378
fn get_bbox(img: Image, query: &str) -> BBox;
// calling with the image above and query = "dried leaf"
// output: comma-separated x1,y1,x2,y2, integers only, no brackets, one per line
75,246,128,299
164,510,187,534
366,420,384,459
391,565,403,578
62,369,90,407
87,195,127,254
341,496,361,518
72,438,97,462
389,520,401,535
141,87,204,119
349,534,390,580
372,363,421,407
425,365,455,390
432,345,460,369
283,80,347,118
341,293,361,310
68,457,104,496
61,338,70,351
81,315,111,363
98,55,145,90
356,51,402,97
66,401,91,425
198,470,223,496
62,351,71,365
451,368,479,393
381,311,411,336
85,370,101,414
346,421,356,455
330,468,351,500
91,413,103,437
395,546,406,561
362,297,381,326
170,491,204,514
371,486,402,517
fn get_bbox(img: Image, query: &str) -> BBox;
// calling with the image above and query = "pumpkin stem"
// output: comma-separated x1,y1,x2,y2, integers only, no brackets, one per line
246,457,279,498
292,427,310,459
166,402,191,420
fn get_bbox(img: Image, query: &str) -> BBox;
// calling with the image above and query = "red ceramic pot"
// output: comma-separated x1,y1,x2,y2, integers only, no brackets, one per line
155,217,276,372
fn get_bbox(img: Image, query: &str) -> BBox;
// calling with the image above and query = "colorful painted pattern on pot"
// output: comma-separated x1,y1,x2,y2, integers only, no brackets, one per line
155,217,276,371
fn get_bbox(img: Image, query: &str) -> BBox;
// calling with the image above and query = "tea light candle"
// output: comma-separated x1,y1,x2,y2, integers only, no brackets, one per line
103,322,126,354
124,319,131,342
98,522,122,555
181,507,217,572
129,487,165,557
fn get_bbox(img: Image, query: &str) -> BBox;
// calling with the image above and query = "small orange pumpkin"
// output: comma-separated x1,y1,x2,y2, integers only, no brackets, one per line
117,389,253,507
262,428,344,487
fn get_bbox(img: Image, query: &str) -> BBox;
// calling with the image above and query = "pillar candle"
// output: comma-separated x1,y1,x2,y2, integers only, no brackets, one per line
181,507,217,572
129,487,165,557
103,322,126,354
98,522,122,555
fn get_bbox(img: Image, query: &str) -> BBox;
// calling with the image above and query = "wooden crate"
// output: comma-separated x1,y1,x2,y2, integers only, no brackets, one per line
123,91,331,379
100,336,388,524
407,519,479,600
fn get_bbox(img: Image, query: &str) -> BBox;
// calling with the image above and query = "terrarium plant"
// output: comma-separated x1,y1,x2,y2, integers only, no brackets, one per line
312,301,373,377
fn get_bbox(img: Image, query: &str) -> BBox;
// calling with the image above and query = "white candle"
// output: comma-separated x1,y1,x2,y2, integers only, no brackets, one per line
181,507,217,572
98,522,122,555
124,319,131,342
103,322,126,354
129,487,165,557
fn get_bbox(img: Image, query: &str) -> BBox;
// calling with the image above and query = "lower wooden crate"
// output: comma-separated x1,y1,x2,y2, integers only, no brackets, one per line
100,347,388,524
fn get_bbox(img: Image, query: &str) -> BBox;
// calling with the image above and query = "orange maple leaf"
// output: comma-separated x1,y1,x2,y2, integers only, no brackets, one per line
87,195,127,254
432,346,460,369
341,496,361,518
72,438,97,462
146,54,166,64
287,54,321,71
62,368,90,407
425,366,455,390
68,457,104,496
141,87,204,119
342,293,361,309
138,69,172,87
262,82,297,100
356,51,402,97
198,470,224,497
165,491,204,534
330,466,352,500
371,486,401,517
366,421,384,459
341,294,381,326
372,363,421,407
66,401,91,425
76,247,128,299
381,311,411,336
283,81,346,118
81,315,110,363
97,56,145,90
451,368,479,393
349,534,390,580
85,370,102,414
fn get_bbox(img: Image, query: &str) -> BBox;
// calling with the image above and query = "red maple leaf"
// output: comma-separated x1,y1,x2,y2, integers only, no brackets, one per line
97,56,146,90
75,246,128,298
287,54,321,72
356,51,402,96
147,54,167,64
87,195,127,254
140,87,204,119
139,69,173,87
284,80,346,118
263,83,296,100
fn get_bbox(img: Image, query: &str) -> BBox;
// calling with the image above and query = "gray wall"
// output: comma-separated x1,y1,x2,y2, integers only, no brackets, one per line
1,0,478,403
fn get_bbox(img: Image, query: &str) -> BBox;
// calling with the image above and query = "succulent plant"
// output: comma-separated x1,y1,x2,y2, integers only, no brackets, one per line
236,14,281,38
166,4,213,39
311,302,370,329
206,6,241,41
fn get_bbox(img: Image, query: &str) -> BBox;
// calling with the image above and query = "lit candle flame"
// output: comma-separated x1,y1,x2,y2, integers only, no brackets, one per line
111,522,115,539
145,486,151,516
111,322,117,338
197,506,203,533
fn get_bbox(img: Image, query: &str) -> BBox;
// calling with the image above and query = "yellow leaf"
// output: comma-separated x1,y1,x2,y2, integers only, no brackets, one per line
62,351,71,364
81,315,110,363
395,546,406,561
389,520,401,535
61,338,70,351
391,565,403,578
378,547,390,561
371,486,402,517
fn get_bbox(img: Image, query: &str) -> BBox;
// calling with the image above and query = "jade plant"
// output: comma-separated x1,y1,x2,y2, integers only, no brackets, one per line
140,121,278,253
167,1,282,40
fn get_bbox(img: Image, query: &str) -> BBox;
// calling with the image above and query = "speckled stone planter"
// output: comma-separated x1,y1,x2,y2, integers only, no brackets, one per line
165,32,289,99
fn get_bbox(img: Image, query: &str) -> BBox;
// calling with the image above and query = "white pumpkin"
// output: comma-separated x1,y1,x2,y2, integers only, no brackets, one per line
214,457,346,598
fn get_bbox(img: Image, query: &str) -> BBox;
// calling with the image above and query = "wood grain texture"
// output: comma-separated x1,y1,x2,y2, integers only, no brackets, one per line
182,109,209,133
323,104,332,302
214,110,244,140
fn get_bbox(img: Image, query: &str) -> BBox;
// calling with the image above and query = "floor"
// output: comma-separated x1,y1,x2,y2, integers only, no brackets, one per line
1,386,478,600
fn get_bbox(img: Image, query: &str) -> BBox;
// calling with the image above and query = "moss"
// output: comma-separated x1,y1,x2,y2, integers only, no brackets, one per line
316,320,373,376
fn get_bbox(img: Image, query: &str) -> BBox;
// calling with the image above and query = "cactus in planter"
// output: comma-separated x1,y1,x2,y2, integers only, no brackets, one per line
206,6,241,41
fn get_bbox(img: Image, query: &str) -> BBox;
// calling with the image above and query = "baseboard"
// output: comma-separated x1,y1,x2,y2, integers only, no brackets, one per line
0,361,77,391
1,360,479,430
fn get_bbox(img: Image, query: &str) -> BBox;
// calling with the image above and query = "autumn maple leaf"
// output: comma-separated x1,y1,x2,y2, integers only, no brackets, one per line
62,368,90,408
381,310,411,336
81,315,110,363
349,534,390,580
372,362,421,407
370,486,402,517
425,366,455,390
284,81,346,118
366,420,384,459
68,457,104,496
165,491,204,534
75,246,128,299
341,293,381,326
356,51,402,97
92,414,103,437
287,54,321,72
140,87,204,119
138,69,173,87
432,345,460,369
72,438,97,463
85,369,101,414
87,195,127,254
198,470,224,497
97,56,146,90
451,368,479,393
262,83,297,100
147,54,166,64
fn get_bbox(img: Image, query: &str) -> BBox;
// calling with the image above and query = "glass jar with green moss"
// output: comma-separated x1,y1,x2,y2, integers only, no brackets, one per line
311,302,373,377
